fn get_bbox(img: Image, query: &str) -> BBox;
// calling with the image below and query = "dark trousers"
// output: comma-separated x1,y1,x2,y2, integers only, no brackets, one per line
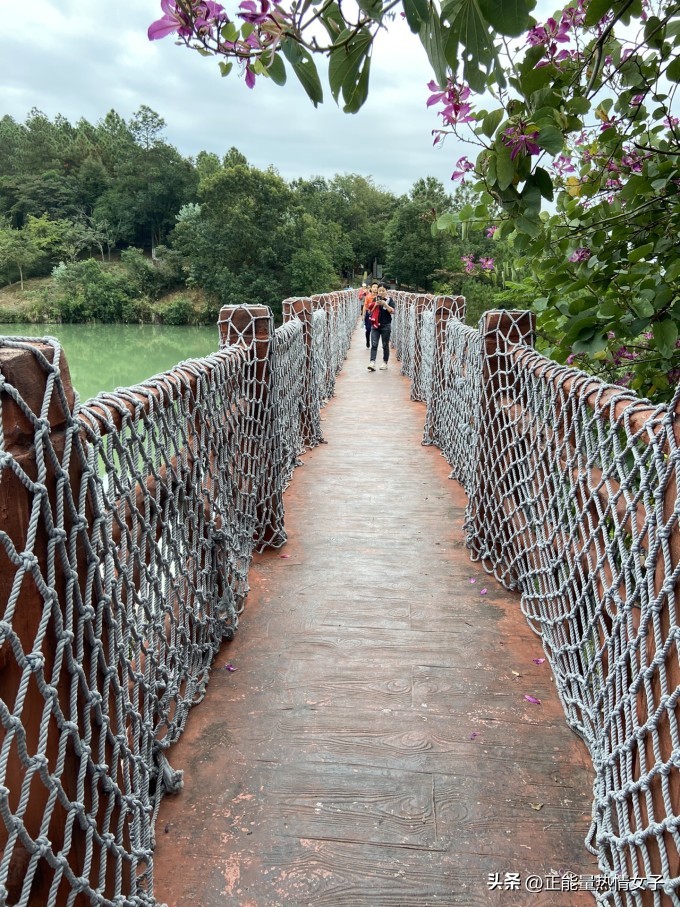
370,324,392,363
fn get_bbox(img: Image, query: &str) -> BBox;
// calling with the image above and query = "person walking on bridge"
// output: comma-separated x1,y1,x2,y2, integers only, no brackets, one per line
362,281,379,349
367,284,395,372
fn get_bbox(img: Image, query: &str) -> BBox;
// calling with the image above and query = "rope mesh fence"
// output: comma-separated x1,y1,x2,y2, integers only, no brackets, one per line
0,292,357,906
394,293,680,905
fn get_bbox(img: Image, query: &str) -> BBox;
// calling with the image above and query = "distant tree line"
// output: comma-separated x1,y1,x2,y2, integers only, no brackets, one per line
0,106,513,324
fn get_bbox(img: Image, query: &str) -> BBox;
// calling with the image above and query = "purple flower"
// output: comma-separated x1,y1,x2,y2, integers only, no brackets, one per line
451,156,474,181
427,79,474,126
552,154,575,176
148,0,194,39
479,257,494,271
527,16,570,47
245,63,257,89
569,247,591,263
461,254,476,274
503,123,541,161
239,0,270,23
486,225,497,238
148,0,226,40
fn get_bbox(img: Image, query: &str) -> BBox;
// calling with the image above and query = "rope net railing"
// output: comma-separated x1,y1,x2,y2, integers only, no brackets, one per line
0,291,357,906
395,293,680,904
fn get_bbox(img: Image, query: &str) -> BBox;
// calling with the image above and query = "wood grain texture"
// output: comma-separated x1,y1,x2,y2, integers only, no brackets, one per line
153,325,598,906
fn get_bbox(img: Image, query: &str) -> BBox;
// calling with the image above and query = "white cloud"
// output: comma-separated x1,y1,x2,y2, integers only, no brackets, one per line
0,0,470,195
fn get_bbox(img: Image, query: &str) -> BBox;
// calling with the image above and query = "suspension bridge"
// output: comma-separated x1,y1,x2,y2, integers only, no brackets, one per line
0,292,678,906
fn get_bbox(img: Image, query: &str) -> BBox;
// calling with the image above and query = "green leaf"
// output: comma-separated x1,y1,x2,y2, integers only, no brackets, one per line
573,331,608,354
477,0,534,36
342,54,371,113
653,319,678,357
628,242,655,263
420,13,448,87
267,54,287,86
569,95,591,115
496,147,515,191
665,258,680,281
357,0,383,18
436,212,458,230
444,0,497,93
281,39,323,106
328,29,372,108
403,0,429,33
218,61,233,78
530,167,554,201
481,108,504,138
221,22,239,43
667,56,680,82
584,0,615,27
537,125,564,155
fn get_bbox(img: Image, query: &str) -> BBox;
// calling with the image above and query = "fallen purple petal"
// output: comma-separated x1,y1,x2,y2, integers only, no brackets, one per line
225,663,237,672
480,588,487,595
469,578,476,584
280,554,290,558
533,658,546,665
469,732,480,740
524,694,542,705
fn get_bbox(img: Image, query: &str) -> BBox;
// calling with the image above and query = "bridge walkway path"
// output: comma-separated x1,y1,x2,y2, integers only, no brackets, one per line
153,323,598,906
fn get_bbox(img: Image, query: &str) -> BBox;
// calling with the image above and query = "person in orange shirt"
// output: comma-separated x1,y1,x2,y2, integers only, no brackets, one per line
362,281,379,349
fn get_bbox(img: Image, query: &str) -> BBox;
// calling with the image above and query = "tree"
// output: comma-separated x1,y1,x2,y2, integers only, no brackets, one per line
384,178,453,289
0,226,41,289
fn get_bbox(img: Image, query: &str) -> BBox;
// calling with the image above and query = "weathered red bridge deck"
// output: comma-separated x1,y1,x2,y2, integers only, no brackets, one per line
153,327,598,906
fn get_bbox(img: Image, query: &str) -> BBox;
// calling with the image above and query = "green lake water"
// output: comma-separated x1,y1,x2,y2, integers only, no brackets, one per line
0,323,221,403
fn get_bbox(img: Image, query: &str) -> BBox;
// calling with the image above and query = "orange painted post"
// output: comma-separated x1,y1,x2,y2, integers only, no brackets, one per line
0,341,96,905
467,311,536,573
282,297,320,448
217,305,284,548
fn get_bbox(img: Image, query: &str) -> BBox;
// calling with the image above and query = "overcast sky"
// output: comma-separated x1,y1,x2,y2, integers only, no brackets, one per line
0,0,476,197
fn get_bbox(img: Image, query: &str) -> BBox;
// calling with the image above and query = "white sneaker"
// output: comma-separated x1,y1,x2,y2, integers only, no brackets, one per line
367,362,376,371
379,362,388,370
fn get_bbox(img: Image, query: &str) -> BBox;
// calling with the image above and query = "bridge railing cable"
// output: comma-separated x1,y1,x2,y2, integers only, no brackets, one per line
396,292,680,903
0,290,357,906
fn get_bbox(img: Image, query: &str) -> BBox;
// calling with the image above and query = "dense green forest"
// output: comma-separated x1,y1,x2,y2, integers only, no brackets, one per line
0,106,511,325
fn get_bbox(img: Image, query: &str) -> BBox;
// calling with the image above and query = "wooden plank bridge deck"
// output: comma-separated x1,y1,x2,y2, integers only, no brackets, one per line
153,326,598,906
